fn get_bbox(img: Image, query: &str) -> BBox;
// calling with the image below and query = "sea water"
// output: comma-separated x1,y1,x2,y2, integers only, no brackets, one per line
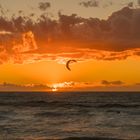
0,92,140,140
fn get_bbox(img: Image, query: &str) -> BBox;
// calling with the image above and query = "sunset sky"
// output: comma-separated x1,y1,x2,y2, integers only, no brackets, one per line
0,0,140,91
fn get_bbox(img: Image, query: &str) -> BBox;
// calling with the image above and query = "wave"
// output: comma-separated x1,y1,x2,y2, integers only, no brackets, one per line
0,101,92,108
47,137,139,140
3,137,139,140
0,100,140,109
96,104,140,108
35,111,64,117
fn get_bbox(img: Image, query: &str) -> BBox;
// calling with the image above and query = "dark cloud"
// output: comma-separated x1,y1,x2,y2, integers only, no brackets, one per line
58,13,82,39
79,0,99,8
101,80,124,86
138,0,140,6
127,2,133,7
0,82,51,91
79,0,114,8
135,83,140,85
1,7,140,48
102,80,110,85
0,7,140,64
38,2,51,11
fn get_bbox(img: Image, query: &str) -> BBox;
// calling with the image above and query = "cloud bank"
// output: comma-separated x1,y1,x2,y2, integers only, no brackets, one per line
101,80,124,86
1,81,140,91
0,7,140,64
0,82,51,91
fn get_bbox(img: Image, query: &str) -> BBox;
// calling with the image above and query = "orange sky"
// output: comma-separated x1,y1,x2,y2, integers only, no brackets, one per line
0,1,140,91
0,56,140,91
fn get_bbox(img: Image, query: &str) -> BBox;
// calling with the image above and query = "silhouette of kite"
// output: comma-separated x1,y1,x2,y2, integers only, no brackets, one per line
66,60,77,71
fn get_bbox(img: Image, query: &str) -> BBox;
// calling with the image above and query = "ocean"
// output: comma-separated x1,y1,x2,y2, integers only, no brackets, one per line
0,92,140,140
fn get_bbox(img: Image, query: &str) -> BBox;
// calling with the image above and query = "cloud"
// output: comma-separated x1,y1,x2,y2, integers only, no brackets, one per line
101,80,124,86
13,31,38,53
0,82,51,91
79,0,99,8
0,31,12,35
79,0,114,8
127,2,133,8
0,49,9,64
1,81,140,91
51,81,140,91
0,7,140,64
135,83,140,85
38,2,51,11
138,0,140,6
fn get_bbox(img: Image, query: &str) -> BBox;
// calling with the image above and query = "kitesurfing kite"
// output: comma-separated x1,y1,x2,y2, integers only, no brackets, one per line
66,60,77,71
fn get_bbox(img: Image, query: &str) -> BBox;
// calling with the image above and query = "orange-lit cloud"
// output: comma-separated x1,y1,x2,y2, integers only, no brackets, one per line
0,7,140,64
1,80,140,91
101,80,124,85
50,81,140,91
0,82,51,91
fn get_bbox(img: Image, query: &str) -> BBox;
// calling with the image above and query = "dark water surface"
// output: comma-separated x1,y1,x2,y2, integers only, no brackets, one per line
0,92,140,140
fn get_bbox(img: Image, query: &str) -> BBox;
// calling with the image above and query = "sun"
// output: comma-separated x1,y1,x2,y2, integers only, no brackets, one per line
51,83,67,91
51,82,74,92
52,87,58,92
51,83,63,92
